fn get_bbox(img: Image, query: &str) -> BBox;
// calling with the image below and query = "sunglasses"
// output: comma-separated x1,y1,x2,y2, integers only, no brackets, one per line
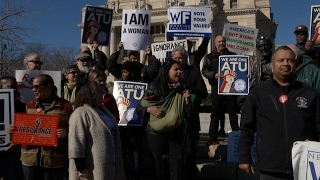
78,58,91,62
32,84,47,89
28,60,43,65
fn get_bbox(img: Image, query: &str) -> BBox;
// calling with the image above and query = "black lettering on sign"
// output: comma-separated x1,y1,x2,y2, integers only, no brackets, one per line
124,14,149,26
0,99,3,123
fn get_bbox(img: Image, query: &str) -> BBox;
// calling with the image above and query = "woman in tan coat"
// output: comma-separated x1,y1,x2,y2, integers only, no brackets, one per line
68,82,125,180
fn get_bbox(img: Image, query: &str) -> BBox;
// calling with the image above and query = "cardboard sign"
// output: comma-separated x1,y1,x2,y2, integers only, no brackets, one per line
167,6,212,38
121,10,151,50
218,55,249,95
12,113,59,147
113,81,147,126
310,5,320,45
82,6,113,46
227,131,257,163
222,23,259,55
0,89,14,151
151,39,188,63
15,70,61,104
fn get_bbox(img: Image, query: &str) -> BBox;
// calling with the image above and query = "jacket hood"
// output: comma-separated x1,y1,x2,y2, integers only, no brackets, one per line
297,55,313,71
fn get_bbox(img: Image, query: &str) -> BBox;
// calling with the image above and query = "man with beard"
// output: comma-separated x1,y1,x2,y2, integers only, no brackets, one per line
75,52,93,83
202,35,239,146
80,40,107,71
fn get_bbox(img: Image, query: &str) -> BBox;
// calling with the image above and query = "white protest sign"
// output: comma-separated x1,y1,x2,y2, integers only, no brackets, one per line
151,39,188,63
121,10,151,50
15,70,61,104
0,89,14,151
222,23,259,55
167,6,212,38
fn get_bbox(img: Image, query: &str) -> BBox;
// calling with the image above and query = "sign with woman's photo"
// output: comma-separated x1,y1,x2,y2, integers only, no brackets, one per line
218,55,249,95
113,81,147,126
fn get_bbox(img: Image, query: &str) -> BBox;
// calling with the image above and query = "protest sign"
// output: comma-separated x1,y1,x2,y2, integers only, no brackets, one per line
167,7,211,38
310,5,320,45
82,6,113,46
12,113,59,147
113,81,147,126
121,10,151,50
0,89,14,151
227,131,257,163
15,70,61,104
222,23,259,55
218,55,249,95
151,39,188,63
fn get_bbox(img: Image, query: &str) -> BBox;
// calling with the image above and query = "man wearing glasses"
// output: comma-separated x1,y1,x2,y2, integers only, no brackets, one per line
294,25,318,60
75,52,93,83
23,53,43,70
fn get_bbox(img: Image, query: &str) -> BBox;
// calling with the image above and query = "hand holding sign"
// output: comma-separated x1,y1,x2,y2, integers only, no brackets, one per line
219,69,237,93
83,21,101,44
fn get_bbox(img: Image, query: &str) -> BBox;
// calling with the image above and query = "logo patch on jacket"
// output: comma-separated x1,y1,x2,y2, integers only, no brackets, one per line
296,97,307,108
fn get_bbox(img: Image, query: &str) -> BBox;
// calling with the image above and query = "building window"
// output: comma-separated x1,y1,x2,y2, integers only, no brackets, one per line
156,26,161,33
162,26,165,34
230,22,238,25
151,26,154,34
230,0,237,9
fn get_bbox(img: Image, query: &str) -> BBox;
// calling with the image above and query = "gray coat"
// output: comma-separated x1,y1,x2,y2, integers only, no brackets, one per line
68,104,125,180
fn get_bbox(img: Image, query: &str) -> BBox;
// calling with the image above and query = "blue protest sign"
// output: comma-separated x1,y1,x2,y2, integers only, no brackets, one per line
113,81,147,126
82,6,113,46
310,5,320,45
218,55,249,95
167,6,212,38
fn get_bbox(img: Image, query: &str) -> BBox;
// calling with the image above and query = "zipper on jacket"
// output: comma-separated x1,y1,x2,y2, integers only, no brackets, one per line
269,95,280,112
282,103,290,174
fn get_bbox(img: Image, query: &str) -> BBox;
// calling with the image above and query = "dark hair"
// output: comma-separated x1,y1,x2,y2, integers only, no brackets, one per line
73,82,102,108
155,59,181,96
122,61,142,82
36,74,55,94
272,45,295,61
0,76,17,83
62,64,79,76
0,76,17,88
129,51,140,58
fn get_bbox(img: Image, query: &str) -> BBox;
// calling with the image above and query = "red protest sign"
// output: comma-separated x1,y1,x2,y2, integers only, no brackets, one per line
12,113,59,147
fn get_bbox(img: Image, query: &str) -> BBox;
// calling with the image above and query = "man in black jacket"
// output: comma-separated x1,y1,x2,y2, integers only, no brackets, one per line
107,42,161,83
80,41,108,71
172,45,208,179
238,46,320,179
187,38,210,68
202,35,239,146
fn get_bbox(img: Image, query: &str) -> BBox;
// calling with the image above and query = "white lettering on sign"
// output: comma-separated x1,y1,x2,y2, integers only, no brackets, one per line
221,61,248,72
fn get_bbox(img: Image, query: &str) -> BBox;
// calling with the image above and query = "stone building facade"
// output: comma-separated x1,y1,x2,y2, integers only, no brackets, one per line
78,0,277,84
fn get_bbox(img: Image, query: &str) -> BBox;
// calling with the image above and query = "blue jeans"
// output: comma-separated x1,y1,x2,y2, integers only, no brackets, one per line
22,165,68,180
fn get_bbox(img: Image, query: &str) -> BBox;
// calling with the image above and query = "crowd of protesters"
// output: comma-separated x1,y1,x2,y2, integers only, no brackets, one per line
0,23,319,180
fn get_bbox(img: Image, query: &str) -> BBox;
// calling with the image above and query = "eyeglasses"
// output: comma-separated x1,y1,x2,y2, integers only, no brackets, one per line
32,84,46,89
68,71,78,75
28,60,43,65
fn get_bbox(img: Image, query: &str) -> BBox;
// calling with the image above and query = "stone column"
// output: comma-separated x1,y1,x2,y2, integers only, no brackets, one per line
140,50,145,63
110,27,116,53
102,46,110,57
